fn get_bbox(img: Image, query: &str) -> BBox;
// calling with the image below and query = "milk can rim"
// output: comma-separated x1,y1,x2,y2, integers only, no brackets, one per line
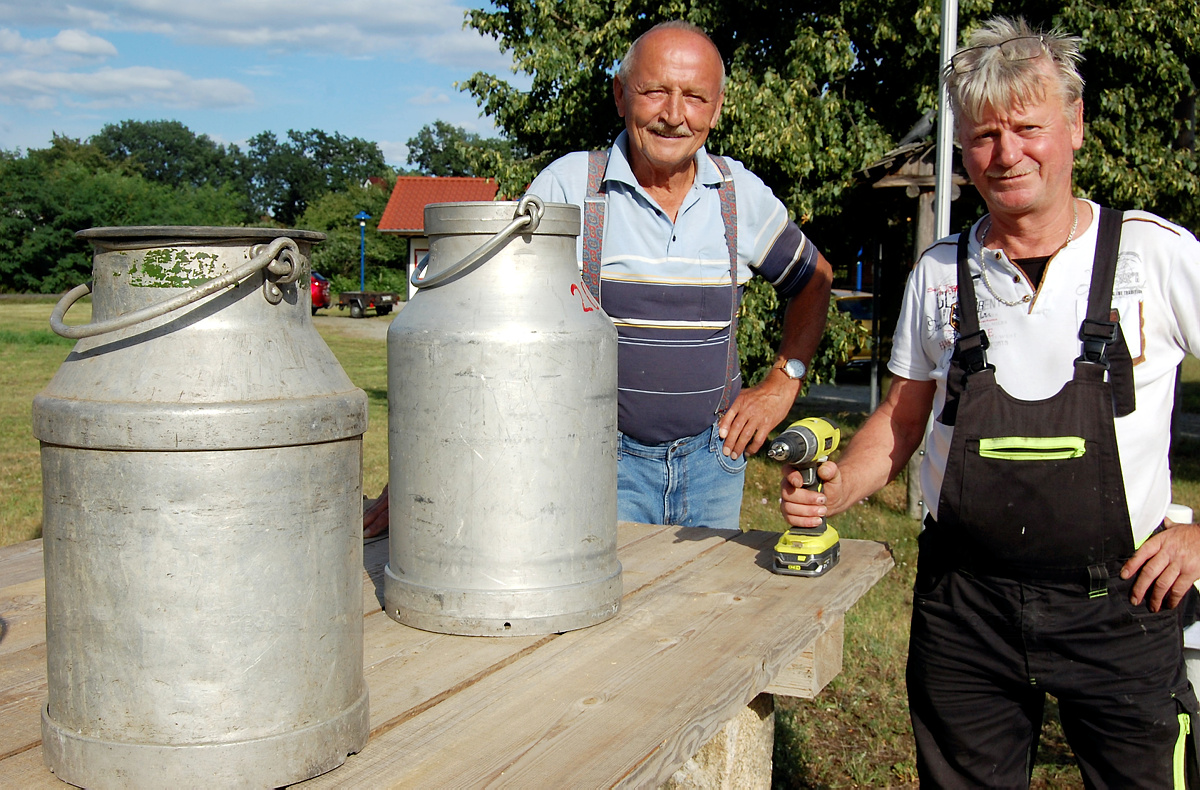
75,226,327,243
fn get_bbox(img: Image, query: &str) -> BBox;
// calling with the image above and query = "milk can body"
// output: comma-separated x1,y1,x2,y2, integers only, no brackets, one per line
33,227,369,789
385,201,621,636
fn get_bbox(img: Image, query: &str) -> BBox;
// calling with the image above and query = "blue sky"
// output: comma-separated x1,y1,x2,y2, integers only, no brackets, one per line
0,1,527,167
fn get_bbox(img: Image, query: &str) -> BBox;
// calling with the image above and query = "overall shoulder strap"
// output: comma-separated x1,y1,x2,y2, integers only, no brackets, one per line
939,228,992,426
1077,207,1135,416
709,154,741,414
582,150,608,301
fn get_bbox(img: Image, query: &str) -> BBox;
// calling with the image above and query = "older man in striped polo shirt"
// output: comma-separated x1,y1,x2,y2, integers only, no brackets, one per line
527,20,833,529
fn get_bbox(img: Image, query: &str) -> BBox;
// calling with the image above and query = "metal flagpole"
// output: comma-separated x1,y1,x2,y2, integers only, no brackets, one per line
934,0,958,239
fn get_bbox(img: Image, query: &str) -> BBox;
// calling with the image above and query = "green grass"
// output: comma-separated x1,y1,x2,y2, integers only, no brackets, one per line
3,299,1198,787
0,300,90,548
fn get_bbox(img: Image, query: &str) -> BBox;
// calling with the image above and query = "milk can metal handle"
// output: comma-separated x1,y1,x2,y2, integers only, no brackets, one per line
50,237,302,339
411,195,545,290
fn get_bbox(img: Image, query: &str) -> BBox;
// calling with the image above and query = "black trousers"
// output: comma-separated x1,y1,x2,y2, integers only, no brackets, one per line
907,566,1196,789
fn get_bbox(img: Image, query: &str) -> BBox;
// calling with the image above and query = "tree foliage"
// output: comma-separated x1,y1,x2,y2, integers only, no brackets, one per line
245,129,389,226
406,120,523,177
91,120,247,191
0,136,245,293
296,178,408,287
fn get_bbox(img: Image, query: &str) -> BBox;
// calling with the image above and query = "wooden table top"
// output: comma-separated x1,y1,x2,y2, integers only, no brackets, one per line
0,524,892,788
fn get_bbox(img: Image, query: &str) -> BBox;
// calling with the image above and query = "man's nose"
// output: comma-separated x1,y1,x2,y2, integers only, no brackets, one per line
661,91,686,124
995,130,1023,168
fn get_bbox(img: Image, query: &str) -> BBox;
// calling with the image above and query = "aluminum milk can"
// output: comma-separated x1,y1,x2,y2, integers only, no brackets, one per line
385,198,621,636
33,227,369,789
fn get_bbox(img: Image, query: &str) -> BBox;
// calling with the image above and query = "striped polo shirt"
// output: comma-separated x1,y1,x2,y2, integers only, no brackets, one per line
527,132,819,444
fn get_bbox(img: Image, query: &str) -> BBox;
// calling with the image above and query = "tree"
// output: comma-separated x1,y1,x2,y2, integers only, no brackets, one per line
246,130,389,226
296,178,408,288
1048,1,1199,227
459,0,1198,381
406,120,522,177
90,119,249,194
0,136,244,293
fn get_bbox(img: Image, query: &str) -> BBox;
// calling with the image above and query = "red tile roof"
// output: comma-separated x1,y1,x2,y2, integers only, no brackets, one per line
379,176,500,234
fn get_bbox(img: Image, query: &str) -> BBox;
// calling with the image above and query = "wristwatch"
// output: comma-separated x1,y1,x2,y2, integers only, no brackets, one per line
775,358,807,380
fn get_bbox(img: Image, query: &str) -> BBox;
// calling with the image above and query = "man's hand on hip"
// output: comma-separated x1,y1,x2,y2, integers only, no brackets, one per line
717,371,800,459
1122,519,1200,611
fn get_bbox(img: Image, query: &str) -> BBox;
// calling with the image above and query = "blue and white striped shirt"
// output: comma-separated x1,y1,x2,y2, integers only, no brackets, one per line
528,132,819,443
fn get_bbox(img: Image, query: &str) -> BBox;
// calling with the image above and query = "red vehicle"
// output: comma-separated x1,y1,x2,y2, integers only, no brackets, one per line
310,272,331,315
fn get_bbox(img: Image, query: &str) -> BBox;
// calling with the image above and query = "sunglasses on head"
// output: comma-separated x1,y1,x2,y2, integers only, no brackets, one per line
951,35,1049,74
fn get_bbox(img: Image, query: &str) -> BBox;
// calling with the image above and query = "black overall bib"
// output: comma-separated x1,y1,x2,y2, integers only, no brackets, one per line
906,209,1199,789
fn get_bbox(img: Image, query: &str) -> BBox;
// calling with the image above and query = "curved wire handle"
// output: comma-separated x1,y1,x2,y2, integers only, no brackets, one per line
410,195,545,290
50,237,301,340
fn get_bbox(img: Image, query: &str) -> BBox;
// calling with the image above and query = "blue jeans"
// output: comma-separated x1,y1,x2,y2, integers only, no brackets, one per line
617,422,746,530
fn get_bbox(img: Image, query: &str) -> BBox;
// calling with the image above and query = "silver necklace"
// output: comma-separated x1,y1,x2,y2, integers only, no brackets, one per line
977,199,1079,307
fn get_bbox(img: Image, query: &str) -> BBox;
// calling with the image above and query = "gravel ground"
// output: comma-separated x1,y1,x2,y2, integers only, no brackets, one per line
311,304,400,341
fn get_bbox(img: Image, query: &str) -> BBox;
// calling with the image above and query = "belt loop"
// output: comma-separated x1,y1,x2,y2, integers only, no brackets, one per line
1087,564,1109,599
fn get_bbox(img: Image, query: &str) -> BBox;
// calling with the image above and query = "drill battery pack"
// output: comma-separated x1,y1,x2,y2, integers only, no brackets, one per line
772,526,841,577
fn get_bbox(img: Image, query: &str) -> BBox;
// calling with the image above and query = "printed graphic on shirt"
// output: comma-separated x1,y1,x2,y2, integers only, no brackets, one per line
925,283,959,352
1114,250,1146,362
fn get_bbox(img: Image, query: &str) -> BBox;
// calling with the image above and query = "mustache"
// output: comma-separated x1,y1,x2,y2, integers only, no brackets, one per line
646,121,693,138
988,164,1040,179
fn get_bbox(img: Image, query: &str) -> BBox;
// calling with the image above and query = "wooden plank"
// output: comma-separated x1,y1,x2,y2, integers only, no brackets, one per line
0,522,742,786
764,616,844,699
0,663,44,761
296,537,892,788
0,561,48,764
0,525,892,782
0,540,44,589
0,744,59,789
355,522,736,737
0,578,46,660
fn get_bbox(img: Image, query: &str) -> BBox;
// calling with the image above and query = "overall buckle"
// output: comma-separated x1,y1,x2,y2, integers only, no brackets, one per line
954,330,992,374
1078,319,1118,368
1087,563,1109,599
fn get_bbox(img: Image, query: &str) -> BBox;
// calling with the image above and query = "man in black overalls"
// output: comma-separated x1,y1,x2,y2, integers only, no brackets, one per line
781,16,1200,787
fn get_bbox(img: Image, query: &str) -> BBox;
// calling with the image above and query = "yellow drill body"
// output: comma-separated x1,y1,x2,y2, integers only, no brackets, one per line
768,418,842,577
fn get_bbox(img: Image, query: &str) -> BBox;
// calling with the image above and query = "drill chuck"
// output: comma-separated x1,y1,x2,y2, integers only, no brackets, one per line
766,417,840,465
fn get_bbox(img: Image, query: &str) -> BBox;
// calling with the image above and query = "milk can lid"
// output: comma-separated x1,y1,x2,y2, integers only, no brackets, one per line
76,226,327,243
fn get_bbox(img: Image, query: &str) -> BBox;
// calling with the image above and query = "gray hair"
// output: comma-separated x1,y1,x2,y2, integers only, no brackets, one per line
617,21,727,94
945,17,1084,129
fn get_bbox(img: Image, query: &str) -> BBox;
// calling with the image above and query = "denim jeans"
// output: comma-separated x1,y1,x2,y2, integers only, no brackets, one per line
617,422,746,530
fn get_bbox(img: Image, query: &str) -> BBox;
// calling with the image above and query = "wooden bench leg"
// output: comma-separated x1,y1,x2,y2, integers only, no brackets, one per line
764,616,845,699
660,693,775,790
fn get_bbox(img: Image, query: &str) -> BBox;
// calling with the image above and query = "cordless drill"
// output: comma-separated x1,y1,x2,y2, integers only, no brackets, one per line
768,417,842,577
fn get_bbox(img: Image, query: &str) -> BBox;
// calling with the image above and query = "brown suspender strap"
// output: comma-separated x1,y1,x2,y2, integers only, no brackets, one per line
582,150,607,301
709,155,740,413
582,150,742,414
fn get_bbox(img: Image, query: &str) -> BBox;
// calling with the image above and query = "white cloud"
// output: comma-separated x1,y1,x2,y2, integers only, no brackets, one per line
377,139,409,166
52,29,118,57
0,27,116,59
0,66,254,109
410,87,452,106
0,1,513,70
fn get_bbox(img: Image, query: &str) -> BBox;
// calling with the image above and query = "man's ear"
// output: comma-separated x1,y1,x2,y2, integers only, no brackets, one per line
711,91,725,127
613,75,626,118
1070,99,1084,150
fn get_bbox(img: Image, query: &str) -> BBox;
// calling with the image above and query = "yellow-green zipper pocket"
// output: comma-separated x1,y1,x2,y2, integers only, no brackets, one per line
977,436,1086,461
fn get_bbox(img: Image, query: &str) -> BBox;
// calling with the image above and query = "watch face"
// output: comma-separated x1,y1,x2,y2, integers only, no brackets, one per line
784,359,806,379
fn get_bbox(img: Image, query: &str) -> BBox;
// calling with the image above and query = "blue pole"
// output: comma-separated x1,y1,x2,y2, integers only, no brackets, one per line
359,221,366,291
355,211,371,292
